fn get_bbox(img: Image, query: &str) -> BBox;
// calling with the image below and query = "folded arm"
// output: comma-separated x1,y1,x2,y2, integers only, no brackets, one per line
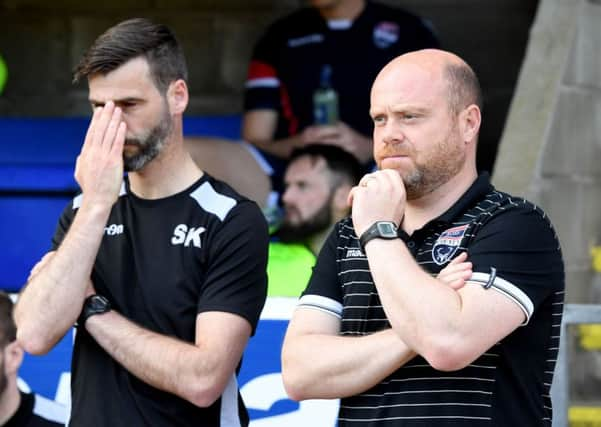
282,307,416,401
366,239,525,371
85,310,251,407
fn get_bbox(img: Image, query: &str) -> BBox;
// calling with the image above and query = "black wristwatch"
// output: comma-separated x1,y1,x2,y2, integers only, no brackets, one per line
359,221,399,251
77,294,111,328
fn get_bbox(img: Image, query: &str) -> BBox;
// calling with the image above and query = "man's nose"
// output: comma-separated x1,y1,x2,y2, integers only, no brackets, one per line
381,123,404,145
281,187,295,205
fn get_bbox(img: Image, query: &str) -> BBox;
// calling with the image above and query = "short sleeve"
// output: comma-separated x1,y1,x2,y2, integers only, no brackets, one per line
466,206,564,323
197,201,269,334
243,24,283,113
51,199,77,250
298,224,343,318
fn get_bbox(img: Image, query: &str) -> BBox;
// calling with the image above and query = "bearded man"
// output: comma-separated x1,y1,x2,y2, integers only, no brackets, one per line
267,144,361,296
15,18,268,427
282,49,565,426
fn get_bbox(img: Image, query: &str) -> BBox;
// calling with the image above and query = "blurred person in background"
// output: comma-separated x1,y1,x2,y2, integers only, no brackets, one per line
0,291,66,427
268,144,361,296
242,0,439,198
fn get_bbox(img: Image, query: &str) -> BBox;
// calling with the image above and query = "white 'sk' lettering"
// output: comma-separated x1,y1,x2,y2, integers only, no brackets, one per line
171,224,206,248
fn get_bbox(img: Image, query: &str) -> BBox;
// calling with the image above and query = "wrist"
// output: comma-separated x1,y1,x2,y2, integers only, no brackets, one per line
77,294,112,329
359,221,399,251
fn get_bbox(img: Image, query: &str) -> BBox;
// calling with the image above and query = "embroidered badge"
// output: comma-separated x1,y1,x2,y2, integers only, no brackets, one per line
432,224,469,265
373,22,400,49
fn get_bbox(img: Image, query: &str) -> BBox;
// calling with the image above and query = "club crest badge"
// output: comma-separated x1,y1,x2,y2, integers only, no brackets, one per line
432,224,469,265
373,22,400,49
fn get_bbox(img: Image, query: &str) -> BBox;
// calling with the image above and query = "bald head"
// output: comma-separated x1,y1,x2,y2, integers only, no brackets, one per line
373,49,482,116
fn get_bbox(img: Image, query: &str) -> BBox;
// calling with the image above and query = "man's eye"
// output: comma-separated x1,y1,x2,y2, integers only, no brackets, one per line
372,116,385,124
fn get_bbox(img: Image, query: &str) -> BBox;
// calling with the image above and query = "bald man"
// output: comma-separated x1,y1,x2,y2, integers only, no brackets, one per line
282,49,565,426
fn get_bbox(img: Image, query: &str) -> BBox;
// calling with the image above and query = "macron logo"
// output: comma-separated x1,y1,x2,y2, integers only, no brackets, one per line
105,224,124,236
171,224,206,248
346,249,363,258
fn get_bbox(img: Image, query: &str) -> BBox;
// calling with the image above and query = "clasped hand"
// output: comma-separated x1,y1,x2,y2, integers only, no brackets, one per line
348,170,406,237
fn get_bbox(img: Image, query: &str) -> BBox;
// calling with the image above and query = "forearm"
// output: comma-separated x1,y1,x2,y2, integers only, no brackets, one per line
282,328,415,400
15,202,110,354
85,311,225,407
366,239,464,359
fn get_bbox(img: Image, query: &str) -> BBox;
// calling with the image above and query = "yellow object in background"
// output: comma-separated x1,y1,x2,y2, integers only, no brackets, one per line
0,54,7,95
570,406,601,426
592,246,601,273
579,246,601,350
580,324,601,350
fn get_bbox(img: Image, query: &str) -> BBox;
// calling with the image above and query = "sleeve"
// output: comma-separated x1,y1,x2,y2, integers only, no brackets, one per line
297,223,344,318
243,23,283,113
50,198,78,251
197,201,269,334
465,206,565,324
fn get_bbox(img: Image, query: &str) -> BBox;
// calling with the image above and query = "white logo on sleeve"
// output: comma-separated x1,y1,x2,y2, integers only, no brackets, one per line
171,224,206,248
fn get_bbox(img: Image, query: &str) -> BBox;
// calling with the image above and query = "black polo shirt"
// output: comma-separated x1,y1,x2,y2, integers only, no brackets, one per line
300,174,564,426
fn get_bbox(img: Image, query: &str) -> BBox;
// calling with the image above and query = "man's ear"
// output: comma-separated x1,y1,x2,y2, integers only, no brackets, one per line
459,104,481,146
167,79,189,115
4,341,24,375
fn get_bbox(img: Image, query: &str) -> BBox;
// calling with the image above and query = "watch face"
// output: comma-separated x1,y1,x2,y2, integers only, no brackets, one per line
90,295,109,311
377,222,397,237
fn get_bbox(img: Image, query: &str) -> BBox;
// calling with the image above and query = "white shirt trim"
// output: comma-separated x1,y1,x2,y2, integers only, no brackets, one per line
468,272,534,325
297,294,343,318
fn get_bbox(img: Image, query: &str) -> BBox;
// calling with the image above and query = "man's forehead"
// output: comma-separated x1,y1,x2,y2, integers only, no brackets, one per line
371,63,445,107
286,156,328,180
87,57,155,100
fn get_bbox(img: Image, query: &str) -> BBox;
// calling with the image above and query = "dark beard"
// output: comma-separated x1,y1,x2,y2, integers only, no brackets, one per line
123,109,172,172
276,199,333,244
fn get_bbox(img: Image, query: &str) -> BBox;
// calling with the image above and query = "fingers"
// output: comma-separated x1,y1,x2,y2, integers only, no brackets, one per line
437,252,472,290
347,185,359,206
85,102,123,152
448,251,468,265
102,104,123,150
82,107,103,154
110,121,127,159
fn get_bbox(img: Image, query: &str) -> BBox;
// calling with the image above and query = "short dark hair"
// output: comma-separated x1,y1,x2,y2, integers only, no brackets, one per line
0,292,16,348
444,62,483,115
73,18,188,94
289,144,362,188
